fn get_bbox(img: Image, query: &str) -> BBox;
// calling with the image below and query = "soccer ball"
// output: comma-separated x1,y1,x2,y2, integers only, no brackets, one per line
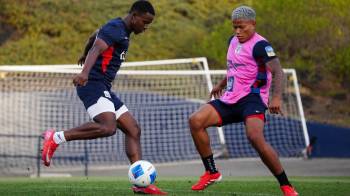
128,160,157,187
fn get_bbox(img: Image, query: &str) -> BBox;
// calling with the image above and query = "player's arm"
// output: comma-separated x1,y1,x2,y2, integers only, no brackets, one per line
73,38,108,86
266,58,284,115
253,40,284,115
210,77,227,99
78,29,99,66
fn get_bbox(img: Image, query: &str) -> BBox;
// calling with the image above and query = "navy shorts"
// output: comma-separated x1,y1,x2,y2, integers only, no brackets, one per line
208,93,267,126
76,81,128,119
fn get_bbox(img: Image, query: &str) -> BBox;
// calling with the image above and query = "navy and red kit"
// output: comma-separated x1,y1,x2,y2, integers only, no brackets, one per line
89,17,131,88
77,18,131,114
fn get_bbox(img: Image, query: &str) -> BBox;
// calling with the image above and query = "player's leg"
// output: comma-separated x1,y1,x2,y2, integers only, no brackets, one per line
64,112,117,140
116,111,142,163
118,114,167,195
189,103,223,191
245,116,298,196
110,95,166,195
41,111,117,166
108,93,142,164
42,95,117,167
245,117,283,174
189,103,220,158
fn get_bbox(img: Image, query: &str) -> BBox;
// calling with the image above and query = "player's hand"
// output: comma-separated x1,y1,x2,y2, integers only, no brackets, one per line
73,72,88,86
269,96,283,115
77,56,86,67
209,85,224,99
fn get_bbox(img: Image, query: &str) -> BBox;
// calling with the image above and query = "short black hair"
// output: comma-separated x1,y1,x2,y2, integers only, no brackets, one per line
129,0,155,16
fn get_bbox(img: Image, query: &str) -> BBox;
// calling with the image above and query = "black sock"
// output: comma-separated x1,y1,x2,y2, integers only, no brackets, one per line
275,170,291,186
201,154,218,174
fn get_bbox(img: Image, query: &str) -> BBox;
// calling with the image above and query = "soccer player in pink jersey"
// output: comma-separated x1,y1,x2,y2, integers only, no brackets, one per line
189,6,298,196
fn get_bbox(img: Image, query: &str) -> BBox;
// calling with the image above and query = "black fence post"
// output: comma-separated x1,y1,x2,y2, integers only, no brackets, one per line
36,135,41,177
84,140,89,177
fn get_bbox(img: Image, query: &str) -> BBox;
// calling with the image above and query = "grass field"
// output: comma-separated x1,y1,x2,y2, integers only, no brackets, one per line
0,176,349,196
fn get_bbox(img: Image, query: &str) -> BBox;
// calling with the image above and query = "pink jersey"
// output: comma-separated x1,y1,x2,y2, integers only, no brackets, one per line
220,33,273,106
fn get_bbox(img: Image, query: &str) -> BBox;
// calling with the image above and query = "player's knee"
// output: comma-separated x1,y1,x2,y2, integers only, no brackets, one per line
246,131,263,144
100,124,117,137
189,113,203,131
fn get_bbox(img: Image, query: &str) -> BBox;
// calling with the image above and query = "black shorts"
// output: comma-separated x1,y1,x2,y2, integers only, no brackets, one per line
208,93,267,126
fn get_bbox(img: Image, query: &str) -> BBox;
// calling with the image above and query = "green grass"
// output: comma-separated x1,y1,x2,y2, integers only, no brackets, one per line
0,176,349,196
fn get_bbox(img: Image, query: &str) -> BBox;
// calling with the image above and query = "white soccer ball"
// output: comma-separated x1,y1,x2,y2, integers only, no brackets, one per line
128,160,157,187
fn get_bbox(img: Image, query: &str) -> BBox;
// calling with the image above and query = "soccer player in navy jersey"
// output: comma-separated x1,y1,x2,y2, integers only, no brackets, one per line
41,1,166,194
189,6,298,196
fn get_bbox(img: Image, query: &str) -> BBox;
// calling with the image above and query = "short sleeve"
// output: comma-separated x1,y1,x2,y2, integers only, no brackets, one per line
227,35,234,47
252,40,277,64
97,23,123,46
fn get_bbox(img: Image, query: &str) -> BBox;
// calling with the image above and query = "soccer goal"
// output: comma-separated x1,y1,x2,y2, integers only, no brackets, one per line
0,57,309,176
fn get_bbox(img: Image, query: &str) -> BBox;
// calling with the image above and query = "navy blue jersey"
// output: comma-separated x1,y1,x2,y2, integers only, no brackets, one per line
88,18,131,88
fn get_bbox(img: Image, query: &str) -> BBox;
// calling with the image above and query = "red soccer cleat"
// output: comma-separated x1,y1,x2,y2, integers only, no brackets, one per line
132,184,167,195
41,129,59,167
191,171,222,191
280,185,299,196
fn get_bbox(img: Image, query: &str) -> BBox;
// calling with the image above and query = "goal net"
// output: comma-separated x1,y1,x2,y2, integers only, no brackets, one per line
0,58,308,176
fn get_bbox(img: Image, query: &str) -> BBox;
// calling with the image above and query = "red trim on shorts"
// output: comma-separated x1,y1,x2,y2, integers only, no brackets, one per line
245,114,265,122
208,104,223,126
101,46,115,73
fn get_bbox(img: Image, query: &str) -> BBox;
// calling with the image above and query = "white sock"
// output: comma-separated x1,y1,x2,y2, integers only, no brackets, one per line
53,131,66,145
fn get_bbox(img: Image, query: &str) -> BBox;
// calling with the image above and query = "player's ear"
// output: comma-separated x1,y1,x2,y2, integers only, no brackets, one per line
131,12,138,25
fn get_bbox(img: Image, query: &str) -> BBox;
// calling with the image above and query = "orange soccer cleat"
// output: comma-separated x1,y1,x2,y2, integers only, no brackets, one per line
280,185,299,196
191,171,222,191
41,129,59,167
132,184,167,195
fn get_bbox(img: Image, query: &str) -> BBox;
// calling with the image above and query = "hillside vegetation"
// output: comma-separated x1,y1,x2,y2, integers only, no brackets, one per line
0,0,349,127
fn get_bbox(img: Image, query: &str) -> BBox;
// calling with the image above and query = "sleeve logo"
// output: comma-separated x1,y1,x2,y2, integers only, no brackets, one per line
265,46,276,57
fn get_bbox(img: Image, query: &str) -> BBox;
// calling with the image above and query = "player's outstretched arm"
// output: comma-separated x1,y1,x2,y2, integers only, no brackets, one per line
210,77,227,99
73,38,108,86
266,58,284,115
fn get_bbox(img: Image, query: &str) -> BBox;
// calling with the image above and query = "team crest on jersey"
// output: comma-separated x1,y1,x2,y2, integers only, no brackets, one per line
265,46,276,57
120,51,127,61
235,44,242,54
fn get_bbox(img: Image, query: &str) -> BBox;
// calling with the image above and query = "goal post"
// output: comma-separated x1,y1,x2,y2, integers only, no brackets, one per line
0,57,309,176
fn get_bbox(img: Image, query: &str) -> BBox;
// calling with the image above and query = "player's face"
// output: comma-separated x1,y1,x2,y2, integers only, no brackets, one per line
232,19,256,43
132,12,154,34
